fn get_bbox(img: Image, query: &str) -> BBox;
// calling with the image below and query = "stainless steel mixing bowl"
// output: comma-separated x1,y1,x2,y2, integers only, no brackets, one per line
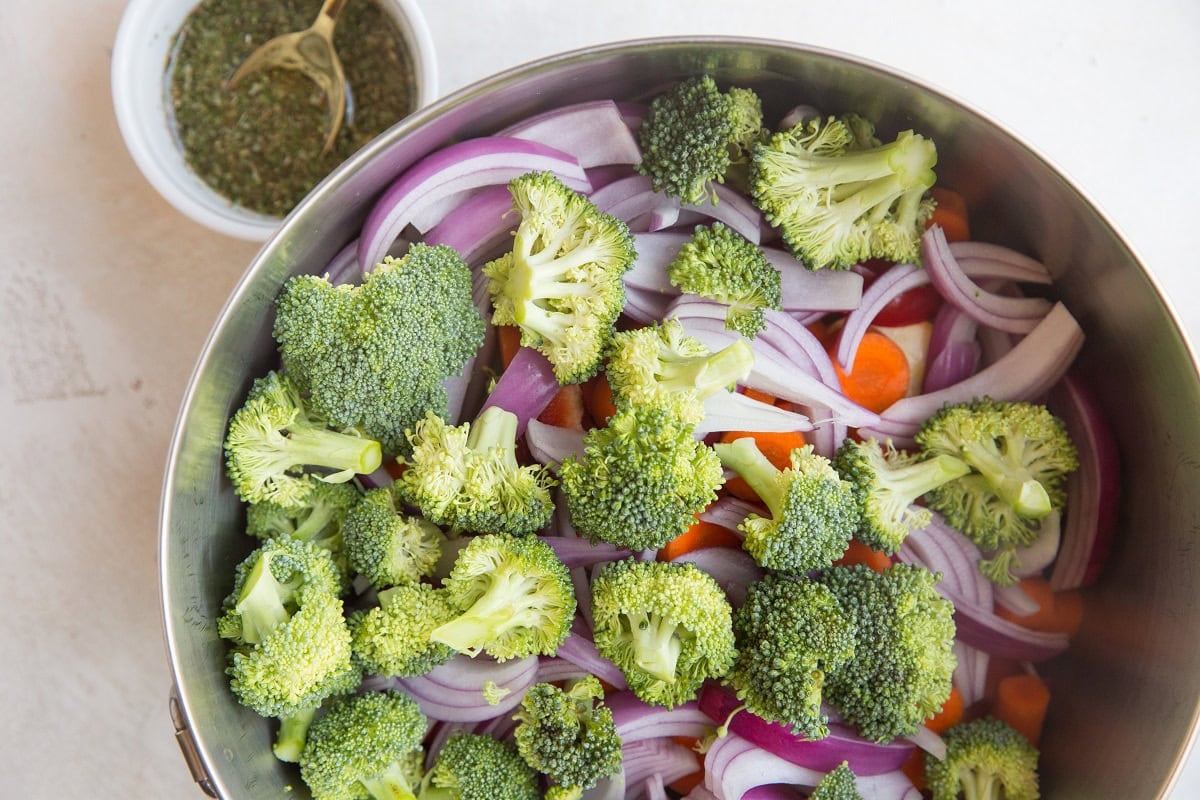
159,37,1200,798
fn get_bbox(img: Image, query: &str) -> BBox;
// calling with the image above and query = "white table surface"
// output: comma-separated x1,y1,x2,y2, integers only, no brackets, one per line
2,0,1198,796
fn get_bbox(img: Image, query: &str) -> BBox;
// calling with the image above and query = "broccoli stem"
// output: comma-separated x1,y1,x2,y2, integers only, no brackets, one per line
272,706,316,763
283,426,383,482
233,554,293,645
291,501,338,542
713,437,789,517
466,406,519,466
626,610,682,684
430,569,545,656
659,339,754,399
359,760,419,800
884,453,973,504
959,441,1052,519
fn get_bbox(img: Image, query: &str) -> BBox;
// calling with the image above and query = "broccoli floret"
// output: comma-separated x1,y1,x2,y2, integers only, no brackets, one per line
605,319,754,425
421,733,541,800
816,564,956,743
636,75,765,204
666,223,782,338
429,533,575,661
484,171,635,384
225,587,360,719
217,536,344,645
343,487,445,590
299,690,428,800
513,676,623,799
729,575,857,739
274,243,486,455
246,479,361,588
750,114,937,270
811,762,864,800
349,583,457,678
224,370,383,508
272,705,318,763
591,558,736,708
714,437,860,574
558,405,725,551
833,437,972,555
925,717,1040,800
396,407,556,536
916,398,1079,585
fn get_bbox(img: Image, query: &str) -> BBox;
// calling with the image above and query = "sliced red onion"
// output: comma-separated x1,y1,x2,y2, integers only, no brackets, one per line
923,226,1053,334
323,239,361,286
695,390,814,438
587,164,639,190
762,247,864,312
608,692,714,744
1048,373,1121,590
948,240,1051,282
680,183,764,244
592,175,681,228
900,513,992,609
858,302,1084,445
479,346,563,437
698,684,916,776
397,654,538,722
423,721,474,771
474,707,521,742
645,774,669,800
994,581,1041,617
855,771,924,800
952,640,990,709
669,546,764,607
536,656,592,685
1012,509,1062,579
497,100,642,168
624,738,700,792
835,263,923,370
526,419,587,467
555,628,628,689
358,137,590,272
926,302,978,367
544,535,630,569
906,724,945,761
615,101,647,132
922,339,981,394
704,732,825,800
951,605,1070,661
645,206,681,232
684,787,721,800
743,787,805,800
423,185,516,266
356,466,395,490
699,495,763,533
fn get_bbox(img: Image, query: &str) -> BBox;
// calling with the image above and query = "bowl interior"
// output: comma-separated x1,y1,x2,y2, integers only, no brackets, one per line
160,37,1200,798
111,0,439,241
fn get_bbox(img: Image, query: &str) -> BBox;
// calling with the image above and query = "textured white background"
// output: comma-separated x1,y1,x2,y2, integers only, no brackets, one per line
1,0,1198,796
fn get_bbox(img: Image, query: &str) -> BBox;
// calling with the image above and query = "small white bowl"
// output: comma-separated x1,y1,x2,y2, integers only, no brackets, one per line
111,0,438,241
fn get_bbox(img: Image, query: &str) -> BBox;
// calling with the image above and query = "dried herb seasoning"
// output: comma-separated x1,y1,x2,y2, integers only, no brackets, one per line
167,0,417,217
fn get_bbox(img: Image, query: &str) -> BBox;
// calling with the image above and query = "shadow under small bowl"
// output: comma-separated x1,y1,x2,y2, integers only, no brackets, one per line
111,0,438,241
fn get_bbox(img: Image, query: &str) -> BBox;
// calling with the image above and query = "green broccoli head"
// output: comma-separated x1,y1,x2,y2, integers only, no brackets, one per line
430,533,576,661
591,558,736,708
513,676,623,798
558,405,725,551
224,370,383,508
225,586,360,719
273,243,486,455
833,437,972,555
343,487,445,590
246,479,361,589
424,733,541,800
816,563,957,743
925,717,1040,800
484,171,635,384
349,583,457,678
916,398,1079,585
636,75,765,205
605,319,754,425
811,762,864,800
299,690,428,800
666,222,783,338
396,407,557,536
750,114,937,270
729,575,857,740
714,437,860,574
217,536,345,645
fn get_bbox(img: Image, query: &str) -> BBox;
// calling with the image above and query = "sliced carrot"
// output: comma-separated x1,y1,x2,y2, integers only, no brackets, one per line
835,539,894,573
995,577,1084,637
983,656,1023,704
926,187,971,243
584,374,618,427
993,673,1051,746
925,686,965,734
806,318,840,350
718,429,808,502
497,324,522,369
659,519,743,562
536,384,587,431
740,387,777,406
902,750,927,792
830,330,911,415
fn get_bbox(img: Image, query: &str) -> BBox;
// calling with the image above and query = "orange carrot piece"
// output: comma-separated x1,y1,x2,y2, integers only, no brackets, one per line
835,539,894,573
585,374,618,427
992,673,1051,746
740,387,777,406
659,519,743,562
927,187,971,243
536,384,587,431
983,657,1023,704
925,686,965,734
497,324,522,369
902,750,927,792
831,330,911,415
995,578,1085,637
718,429,808,502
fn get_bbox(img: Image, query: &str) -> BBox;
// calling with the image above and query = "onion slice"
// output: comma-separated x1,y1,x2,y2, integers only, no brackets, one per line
526,419,587,467
497,100,642,167
479,346,563,437
397,654,538,722
624,738,700,791
555,628,628,689
423,185,516,266
544,535,630,569
668,546,764,607
608,692,714,744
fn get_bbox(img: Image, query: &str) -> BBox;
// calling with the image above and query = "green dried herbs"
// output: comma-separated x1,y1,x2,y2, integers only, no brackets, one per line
168,0,417,217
